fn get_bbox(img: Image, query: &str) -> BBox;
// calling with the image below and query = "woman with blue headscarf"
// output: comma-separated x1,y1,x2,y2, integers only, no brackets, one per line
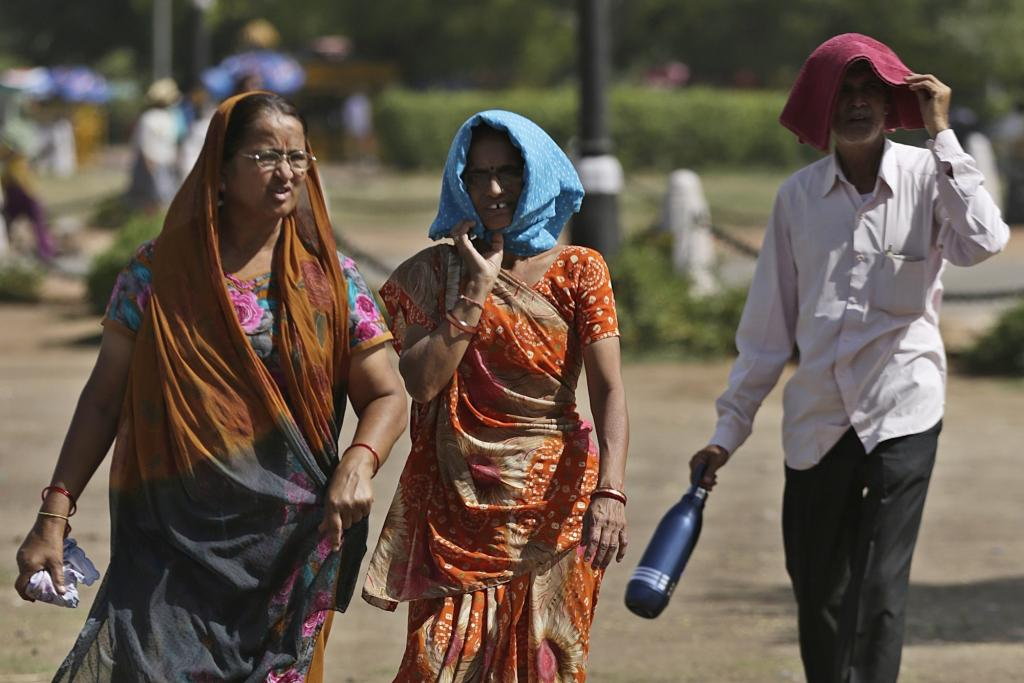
362,111,630,681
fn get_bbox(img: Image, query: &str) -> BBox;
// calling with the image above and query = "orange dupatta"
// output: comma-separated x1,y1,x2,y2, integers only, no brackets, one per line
115,91,349,487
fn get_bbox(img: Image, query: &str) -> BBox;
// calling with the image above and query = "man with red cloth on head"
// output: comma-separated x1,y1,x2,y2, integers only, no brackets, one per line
688,34,1008,683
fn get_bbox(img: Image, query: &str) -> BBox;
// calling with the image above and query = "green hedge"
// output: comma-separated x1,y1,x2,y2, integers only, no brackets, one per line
612,230,747,357
0,259,44,303
375,86,817,171
960,301,1024,376
85,212,164,314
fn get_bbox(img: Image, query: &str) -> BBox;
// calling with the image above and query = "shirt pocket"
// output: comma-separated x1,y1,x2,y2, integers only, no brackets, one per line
872,252,929,316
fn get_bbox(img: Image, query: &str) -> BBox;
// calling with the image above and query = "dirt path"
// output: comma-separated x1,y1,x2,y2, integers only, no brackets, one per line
1,297,1021,682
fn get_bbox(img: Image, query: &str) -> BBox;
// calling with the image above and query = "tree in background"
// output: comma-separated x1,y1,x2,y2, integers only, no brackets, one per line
612,0,1021,114
1,0,1023,111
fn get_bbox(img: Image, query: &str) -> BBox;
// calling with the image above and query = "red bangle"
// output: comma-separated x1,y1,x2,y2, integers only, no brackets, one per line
345,442,381,477
590,487,627,506
42,485,77,516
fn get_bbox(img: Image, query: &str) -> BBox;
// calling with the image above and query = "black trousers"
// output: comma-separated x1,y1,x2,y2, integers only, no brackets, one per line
783,421,941,683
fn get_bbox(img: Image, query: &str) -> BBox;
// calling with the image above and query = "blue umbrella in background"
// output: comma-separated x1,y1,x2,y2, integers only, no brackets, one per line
0,67,55,99
49,66,111,103
201,50,305,100
0,66,110,103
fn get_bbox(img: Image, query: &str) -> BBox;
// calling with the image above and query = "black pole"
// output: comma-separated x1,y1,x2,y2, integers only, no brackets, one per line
572,0,622,258
579,0,610,156
190,2,212,89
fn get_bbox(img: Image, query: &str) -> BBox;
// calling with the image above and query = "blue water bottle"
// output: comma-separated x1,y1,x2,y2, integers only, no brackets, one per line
624,463,708,618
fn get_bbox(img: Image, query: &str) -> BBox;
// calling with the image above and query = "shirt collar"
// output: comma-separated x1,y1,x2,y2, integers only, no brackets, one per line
821,137,897,198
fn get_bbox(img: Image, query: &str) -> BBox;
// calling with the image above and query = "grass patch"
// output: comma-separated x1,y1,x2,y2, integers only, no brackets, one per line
85,212,164,314
0,259,44,303
959,300,1024,376
612,230,747,358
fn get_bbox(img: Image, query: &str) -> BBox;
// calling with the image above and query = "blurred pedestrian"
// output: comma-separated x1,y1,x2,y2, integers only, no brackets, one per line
689,34,1008,683
178,84,216,179
342,91,375,166
35,100,77,178
1,132,57,261
14,92,407,681
363,110,629,682
992,101,1024,222
126,78,182,212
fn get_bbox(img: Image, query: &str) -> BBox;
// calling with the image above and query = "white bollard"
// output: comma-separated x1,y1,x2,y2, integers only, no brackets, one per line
573,154,624,257
663,169,717,296
964,131,1003,211
0,213,8,258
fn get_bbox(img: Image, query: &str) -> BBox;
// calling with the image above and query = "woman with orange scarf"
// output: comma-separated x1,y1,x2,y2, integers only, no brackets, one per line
14,92,406,681
363,111,630,682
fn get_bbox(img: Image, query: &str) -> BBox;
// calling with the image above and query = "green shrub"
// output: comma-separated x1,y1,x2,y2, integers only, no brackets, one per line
612,230,747,357
85,212,163,314
374,88,576,170
375,86,817,171
960,301,1024,376
89,193,137,230
0,259,44,303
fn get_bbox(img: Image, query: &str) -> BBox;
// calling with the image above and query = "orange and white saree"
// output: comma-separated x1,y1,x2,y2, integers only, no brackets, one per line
363,244,620,682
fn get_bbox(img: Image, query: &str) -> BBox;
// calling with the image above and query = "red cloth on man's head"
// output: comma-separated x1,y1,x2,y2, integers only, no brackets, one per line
780,33,924,152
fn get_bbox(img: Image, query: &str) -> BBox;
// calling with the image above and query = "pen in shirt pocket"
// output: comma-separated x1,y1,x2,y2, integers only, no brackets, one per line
885,245,925,262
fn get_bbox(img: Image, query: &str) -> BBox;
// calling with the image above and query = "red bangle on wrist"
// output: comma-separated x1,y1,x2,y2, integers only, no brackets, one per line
591,487,627,506
41,485,77,516
345,442,381,477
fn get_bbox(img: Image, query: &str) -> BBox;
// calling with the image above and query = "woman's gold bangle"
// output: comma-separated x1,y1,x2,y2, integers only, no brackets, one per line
37,511,70,522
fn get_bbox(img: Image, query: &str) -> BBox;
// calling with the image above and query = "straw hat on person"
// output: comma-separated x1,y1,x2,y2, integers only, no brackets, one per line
146,78,182,107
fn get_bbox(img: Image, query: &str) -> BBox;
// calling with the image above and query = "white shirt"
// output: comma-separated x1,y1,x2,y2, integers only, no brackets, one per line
711,130,1009,469
134,107,179,166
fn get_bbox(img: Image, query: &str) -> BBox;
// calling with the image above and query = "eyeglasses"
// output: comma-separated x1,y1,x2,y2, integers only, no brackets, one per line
461,164,524,190
239,149,316,172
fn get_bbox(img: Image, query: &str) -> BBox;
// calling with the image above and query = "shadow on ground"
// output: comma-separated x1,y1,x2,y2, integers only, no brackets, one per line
706,575,1024,644
50,331,103,348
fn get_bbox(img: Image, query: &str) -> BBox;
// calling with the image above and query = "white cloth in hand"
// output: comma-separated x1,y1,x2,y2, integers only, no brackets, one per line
25,538,100,608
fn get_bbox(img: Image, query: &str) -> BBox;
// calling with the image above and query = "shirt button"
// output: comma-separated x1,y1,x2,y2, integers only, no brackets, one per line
855,254,865,262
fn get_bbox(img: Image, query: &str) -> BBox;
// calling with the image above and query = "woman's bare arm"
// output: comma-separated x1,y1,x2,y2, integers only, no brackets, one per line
319,344,407,548
398,221,501,403
581,336,630,569
15,327,135,598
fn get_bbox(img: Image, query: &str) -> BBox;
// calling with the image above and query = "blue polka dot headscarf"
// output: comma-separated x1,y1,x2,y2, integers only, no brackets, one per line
428,110,585,256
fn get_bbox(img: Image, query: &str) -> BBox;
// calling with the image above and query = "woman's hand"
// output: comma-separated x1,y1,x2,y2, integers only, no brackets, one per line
319,449,375,552
451,220,502,298
582,496,628,570
14,517,67,601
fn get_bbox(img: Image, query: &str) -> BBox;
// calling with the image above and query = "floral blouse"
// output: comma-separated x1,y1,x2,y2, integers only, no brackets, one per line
104,241,391,387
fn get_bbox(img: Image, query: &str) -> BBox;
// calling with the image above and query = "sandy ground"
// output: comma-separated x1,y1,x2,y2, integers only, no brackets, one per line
1,297,1022,682
1,162,1022,681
